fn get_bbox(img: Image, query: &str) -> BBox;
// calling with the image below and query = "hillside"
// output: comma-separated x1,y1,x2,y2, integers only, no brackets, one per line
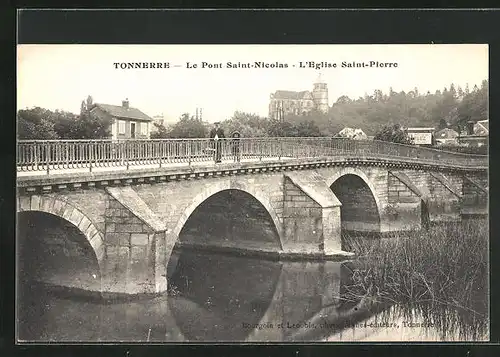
284,80,488,136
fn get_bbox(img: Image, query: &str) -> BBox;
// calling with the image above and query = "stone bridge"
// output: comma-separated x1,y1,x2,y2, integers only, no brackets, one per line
16,138,488,295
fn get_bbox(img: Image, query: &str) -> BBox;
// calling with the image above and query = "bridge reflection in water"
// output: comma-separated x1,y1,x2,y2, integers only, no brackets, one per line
17,247,478,342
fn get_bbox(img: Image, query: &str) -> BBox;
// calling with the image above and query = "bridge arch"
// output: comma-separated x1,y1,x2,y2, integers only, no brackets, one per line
17,195,105,275
325,168,382,231
172,181,284,249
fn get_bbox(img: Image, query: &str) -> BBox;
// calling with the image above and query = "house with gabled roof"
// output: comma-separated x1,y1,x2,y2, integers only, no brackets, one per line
474,120,489,136
336,127,368,140
406,127,435,146
90,99,153,140
434,128,459,146
458,119,489,148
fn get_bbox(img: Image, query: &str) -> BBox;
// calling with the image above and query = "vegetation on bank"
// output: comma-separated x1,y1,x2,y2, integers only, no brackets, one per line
341,219,488,339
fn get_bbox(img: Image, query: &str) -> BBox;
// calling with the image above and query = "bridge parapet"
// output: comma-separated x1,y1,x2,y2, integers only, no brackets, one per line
17,137,488,175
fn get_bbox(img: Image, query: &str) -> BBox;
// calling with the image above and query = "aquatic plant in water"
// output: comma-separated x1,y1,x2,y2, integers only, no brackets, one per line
341,219,488,340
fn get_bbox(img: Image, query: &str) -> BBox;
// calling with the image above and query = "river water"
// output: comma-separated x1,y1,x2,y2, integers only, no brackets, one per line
17,247,488,342
17,192,488,342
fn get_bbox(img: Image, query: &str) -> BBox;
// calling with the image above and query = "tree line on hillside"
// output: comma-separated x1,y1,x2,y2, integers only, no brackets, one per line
280,79,488,136
18,80,487,145
151,80,487,140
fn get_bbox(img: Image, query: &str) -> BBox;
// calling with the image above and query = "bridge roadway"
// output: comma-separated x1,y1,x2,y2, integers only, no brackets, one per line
17,156,292,178
17,152,487,184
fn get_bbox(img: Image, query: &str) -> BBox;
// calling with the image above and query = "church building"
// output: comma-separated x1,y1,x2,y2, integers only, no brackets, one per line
269,75,329,120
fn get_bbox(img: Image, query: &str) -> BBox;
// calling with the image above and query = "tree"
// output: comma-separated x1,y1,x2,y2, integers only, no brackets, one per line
267,119,297,137
374,124,414,145
54,98,112,139
222,111,270,137
456,79,488,132
17,107,58,140
295,120,322,137
18,96,113,140
336,95,352,104
438,118,449,130
168,113,207,138
74,111,113,139
53,110,83,139
53,95,112,139
373,90,385,102
150,122,170,139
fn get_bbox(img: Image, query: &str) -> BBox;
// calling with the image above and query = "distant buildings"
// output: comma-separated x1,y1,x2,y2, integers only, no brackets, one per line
406,120,488,149
434,128,459,146
406,127,435,146
152,114,178,127
153,108,204,128
458,120,489,148
337,127,367,140
474,120,489,136
153,115,166,126
269,75,329,120
90,99,153,140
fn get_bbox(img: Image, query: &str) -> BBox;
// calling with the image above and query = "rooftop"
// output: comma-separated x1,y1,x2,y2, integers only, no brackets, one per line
272,90,311,100
435,128,459,139
93,103,153,122
475,120,489,134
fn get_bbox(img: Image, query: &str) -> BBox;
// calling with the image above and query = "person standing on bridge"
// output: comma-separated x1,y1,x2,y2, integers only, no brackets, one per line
209,122,225,163
231,130,241,162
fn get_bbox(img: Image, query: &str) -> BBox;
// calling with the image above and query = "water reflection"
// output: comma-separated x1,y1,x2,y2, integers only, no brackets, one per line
325,304,489,342
17,248,486,342
167,251,282,341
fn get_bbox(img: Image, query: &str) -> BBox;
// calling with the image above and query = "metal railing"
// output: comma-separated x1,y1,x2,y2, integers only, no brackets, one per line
16,137,488,174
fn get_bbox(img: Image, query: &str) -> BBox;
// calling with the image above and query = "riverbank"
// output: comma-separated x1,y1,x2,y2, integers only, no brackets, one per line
341,219,488,339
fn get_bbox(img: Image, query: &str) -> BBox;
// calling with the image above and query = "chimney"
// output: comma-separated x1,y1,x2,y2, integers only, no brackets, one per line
122,98,129,109
466,121,475,135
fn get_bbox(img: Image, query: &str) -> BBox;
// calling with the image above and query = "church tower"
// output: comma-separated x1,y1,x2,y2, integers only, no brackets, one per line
312,73,329,113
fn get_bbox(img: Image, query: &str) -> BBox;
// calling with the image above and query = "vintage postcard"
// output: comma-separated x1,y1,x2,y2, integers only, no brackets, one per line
16,43,488,343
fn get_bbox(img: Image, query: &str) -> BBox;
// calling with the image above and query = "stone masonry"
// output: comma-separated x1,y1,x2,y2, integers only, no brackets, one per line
387,171,422,229
104,186,167,294
103,196,158,294
462,175,488,212
17,163,488,295
282,173,342,255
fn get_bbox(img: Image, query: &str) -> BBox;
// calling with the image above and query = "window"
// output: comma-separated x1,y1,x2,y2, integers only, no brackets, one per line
118,120,126,134
141,122,148,135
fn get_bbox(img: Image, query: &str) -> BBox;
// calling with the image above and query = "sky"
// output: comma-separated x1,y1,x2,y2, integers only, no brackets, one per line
17,44,488,123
